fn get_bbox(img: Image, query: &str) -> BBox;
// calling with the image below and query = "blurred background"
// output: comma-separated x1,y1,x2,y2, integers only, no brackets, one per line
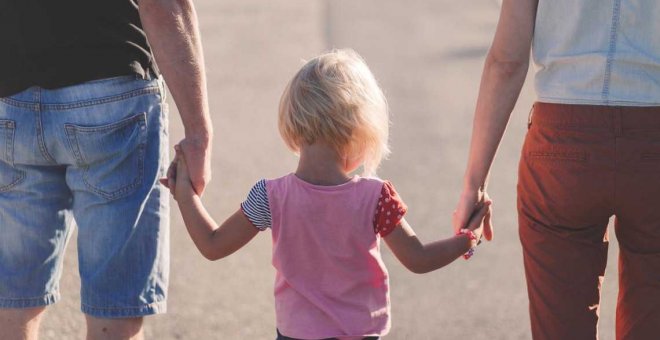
41,1,621,339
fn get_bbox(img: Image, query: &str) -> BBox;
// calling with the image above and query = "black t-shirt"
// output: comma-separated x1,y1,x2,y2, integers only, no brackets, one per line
0,0,157,97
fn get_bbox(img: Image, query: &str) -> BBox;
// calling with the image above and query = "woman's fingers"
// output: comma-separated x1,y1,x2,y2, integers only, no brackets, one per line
483,205,494,241
466,201,492,231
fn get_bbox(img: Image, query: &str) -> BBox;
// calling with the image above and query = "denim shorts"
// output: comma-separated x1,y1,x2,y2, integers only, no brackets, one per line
0,75,169,318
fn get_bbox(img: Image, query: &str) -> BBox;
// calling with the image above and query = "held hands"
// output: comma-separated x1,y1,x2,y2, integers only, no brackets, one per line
159,145,196,201
457,199,491,260
453,188,493,241
461,199,492,242
177,135,212,196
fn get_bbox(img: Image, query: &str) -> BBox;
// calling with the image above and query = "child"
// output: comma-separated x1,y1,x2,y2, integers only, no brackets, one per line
163,49,490,340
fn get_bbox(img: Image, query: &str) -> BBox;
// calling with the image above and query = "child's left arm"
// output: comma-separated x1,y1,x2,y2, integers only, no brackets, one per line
166,148,259,261
383,202,490,274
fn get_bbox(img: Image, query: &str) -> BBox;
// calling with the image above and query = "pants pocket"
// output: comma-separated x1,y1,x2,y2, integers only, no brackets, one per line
65,113,148,200
527,149,589,162
0,119,25,191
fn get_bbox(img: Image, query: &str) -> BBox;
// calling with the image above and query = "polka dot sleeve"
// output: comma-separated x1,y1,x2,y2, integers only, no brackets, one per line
373,181,408,237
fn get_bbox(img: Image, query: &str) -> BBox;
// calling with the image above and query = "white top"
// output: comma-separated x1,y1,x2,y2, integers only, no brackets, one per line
533,0,660,106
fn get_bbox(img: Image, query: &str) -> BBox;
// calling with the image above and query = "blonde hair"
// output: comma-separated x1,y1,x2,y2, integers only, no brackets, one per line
278,49,389,176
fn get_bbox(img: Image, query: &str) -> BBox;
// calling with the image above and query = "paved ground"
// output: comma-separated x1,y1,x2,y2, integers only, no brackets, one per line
40,1,621,339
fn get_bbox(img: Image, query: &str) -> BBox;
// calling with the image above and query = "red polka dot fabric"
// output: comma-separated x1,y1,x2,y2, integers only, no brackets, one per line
373,181,408,237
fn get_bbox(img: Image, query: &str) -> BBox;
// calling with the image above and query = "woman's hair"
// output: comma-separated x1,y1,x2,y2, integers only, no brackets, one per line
278,49,390,176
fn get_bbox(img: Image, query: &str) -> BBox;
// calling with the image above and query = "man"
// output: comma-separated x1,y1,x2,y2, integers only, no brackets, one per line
0,0,212,339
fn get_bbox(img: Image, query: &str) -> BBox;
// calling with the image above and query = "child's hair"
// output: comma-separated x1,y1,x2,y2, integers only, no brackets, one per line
278,49,390,176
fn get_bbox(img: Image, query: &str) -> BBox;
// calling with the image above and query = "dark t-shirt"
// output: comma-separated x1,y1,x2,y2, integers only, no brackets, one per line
0,0,156,97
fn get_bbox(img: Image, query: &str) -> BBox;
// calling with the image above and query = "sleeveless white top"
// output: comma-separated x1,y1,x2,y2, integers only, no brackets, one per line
533,0,660,106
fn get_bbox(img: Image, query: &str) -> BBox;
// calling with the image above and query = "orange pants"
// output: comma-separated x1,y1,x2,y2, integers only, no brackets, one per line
518,102,660,340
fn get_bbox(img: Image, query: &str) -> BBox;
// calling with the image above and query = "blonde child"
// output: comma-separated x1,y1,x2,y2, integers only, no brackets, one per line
164,49,489,340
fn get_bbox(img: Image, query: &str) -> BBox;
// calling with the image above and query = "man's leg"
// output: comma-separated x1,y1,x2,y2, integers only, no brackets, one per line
85,316,144,340
0,160,72,340
0,307,46,340
0,164,72,340
0,88,72,339
51,76,169,325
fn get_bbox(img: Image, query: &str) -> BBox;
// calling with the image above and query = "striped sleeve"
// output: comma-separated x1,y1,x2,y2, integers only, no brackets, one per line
240,179,272,231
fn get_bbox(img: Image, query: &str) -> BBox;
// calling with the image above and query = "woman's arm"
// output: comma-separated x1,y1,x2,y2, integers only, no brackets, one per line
453,0,539,238
385,202,490,274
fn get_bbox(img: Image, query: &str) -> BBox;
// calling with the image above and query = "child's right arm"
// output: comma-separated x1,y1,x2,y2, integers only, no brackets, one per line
383,202,490,274
168,148,259,261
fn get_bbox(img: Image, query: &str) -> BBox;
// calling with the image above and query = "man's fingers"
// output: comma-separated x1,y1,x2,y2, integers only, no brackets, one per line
176,154,188,176
191,178,206,196
177,140,209,196
159,178,170,188
164,158,177,195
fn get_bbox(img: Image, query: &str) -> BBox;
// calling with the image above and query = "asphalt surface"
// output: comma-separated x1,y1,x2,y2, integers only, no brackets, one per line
40,1,621,339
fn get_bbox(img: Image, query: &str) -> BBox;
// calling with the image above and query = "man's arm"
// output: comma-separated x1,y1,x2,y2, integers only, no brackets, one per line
139,0,213,195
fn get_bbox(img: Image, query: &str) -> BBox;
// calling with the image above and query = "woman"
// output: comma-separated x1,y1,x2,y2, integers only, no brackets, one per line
454,0,660,339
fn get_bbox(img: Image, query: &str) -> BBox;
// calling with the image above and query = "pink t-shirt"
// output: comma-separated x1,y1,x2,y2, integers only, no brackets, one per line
241,174,407,339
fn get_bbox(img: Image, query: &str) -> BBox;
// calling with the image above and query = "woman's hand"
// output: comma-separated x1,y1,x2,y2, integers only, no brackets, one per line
453,188,493,241
462,199,492,241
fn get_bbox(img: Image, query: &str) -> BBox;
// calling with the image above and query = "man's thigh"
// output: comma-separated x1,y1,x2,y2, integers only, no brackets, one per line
0,95,73,309
47,76,171,318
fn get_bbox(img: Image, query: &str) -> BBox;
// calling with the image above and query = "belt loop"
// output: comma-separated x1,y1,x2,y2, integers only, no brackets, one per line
143,67,156,81
158,76,167,101
613,108,623,136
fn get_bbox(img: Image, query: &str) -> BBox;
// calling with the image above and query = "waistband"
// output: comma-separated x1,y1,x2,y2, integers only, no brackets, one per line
531,102,660,131
0,74,162,111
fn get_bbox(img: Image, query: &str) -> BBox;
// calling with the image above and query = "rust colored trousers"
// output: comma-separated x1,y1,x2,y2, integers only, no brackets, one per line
518,102,660,340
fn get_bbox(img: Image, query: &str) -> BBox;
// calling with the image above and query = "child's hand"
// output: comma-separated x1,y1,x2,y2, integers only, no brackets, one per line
172,145,197,201
159,145,197,201
159,151,179,194
454,189,494,241
463,200,492,241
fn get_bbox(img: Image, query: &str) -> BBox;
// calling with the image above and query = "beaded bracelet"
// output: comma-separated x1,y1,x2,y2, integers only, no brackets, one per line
457,229,479,260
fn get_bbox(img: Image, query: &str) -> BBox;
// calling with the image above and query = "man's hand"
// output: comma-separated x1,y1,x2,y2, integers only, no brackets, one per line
178,135,212,195
140,0,213,194
159,145,198,201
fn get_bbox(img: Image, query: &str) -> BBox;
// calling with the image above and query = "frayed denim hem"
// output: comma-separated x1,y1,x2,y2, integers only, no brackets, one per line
0,292,60,309
81,300,166,318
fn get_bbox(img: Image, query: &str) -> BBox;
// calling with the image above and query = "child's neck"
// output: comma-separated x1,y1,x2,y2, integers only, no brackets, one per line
295,143,353,186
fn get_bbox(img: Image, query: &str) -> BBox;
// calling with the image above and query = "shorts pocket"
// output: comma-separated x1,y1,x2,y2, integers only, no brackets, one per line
0,119,25,191
65,113,148,200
